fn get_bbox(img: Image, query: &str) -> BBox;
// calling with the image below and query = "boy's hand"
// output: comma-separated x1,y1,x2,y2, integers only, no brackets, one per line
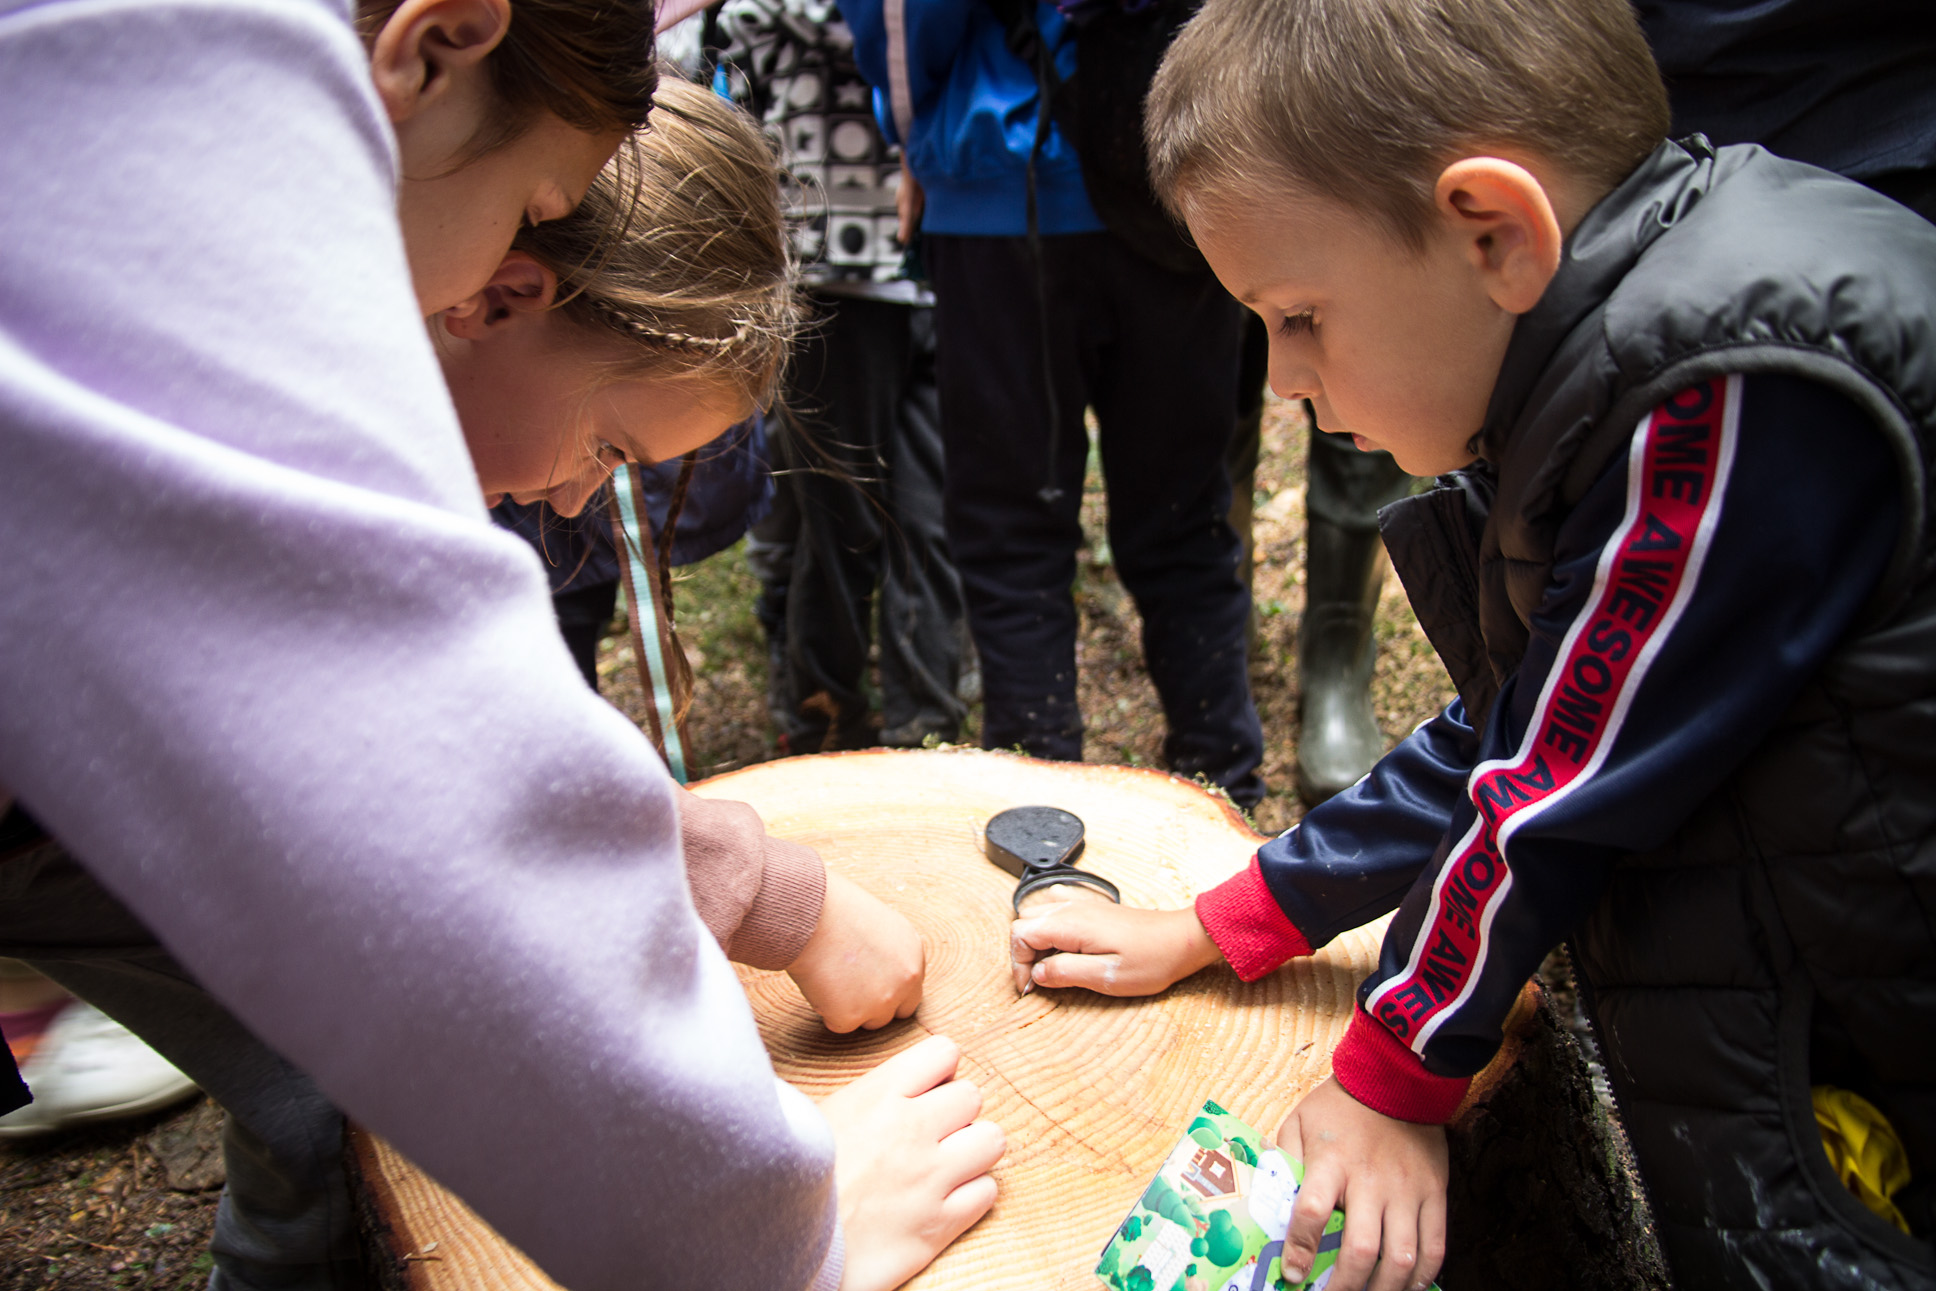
821,1035,1005,1291
1008,894,1223,996
788,870,925,1032
1275,1076,1448,1291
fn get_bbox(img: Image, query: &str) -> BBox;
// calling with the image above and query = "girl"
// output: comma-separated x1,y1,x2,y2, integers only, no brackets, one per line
435,77,1001,1290
0,0,665,1146
3,0,972,1285
358,0,658,314
440,73,935,1039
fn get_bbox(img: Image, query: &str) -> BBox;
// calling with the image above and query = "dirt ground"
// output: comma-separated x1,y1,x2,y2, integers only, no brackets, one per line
0,392,1457,1286
0,1098,222,1290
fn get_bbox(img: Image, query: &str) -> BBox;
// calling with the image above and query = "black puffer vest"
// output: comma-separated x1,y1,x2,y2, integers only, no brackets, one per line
1381,138,1936,1289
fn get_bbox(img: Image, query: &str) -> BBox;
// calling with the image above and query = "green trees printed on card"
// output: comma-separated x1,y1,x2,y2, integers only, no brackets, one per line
1204,1210,1246,1268
1141,1177,1201,1232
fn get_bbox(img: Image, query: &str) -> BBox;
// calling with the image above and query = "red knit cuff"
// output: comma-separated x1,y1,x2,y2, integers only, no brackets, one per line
1193,855,1313,982
1330,1007,1470,1124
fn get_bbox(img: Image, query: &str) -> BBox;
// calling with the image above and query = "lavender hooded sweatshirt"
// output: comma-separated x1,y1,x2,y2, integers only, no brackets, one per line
0,0,841,1286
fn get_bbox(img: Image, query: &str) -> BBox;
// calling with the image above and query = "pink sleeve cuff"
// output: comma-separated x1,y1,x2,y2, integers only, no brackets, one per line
1331,1006,1471,1125
1193,854,1313,981
726,834,827,972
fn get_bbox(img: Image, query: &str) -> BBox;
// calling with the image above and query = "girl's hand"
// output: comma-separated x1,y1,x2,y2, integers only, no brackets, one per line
1274,1076,1448,1291
788,870,925,1032
821,1035,1004,1291
1008,895,1223,996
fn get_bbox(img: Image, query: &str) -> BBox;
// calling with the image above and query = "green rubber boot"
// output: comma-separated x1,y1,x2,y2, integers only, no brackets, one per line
1295,423,1412,805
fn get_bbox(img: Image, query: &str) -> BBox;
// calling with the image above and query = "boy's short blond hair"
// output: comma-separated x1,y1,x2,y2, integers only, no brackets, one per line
1146,0,1670,248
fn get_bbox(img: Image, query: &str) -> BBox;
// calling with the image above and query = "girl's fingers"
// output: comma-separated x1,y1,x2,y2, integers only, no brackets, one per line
938,1171,999,1235
870,1034,962,1098
912,1075,983,1138
937,1118,1007,1181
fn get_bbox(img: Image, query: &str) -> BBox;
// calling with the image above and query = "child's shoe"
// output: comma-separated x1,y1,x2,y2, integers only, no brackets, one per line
0,999,198,1137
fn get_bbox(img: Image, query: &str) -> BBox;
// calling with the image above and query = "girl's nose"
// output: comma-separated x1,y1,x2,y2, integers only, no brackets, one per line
547,464,608,519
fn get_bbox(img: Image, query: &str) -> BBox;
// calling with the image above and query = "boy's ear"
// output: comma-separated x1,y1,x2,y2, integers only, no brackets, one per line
1434,158,1564,316
368,0,513,125
439,254,560,339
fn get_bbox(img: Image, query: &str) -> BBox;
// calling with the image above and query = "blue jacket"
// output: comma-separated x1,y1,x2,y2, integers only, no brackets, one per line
843,0,1103,236
492,413,776,592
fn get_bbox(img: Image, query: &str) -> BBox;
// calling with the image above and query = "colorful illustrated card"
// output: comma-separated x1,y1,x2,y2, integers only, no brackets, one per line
1093,1100,1440,1291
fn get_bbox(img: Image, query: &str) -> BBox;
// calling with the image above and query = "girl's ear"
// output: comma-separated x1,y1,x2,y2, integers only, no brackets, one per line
440,254,560,339
369,0,513,125
1434,157,1564,316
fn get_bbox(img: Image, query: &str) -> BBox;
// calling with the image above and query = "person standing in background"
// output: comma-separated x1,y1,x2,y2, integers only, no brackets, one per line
844,0,1266,809
707,0,969,755
1636,0,1936,222
1227,318,1414,808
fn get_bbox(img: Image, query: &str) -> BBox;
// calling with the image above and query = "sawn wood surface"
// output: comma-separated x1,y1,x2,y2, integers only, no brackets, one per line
353,748,1388,1290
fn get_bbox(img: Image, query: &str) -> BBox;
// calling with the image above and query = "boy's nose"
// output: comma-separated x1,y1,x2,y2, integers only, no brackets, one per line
1267,366,1318,404
1266,348,1318,404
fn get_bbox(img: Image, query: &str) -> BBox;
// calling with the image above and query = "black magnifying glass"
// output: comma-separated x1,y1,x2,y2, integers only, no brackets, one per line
983,805,1121,914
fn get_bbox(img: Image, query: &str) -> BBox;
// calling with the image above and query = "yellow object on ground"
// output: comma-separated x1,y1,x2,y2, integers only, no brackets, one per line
1814,1085,1913,1234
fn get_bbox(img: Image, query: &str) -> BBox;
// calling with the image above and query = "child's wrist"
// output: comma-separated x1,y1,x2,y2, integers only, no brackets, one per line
1172,906,1226,977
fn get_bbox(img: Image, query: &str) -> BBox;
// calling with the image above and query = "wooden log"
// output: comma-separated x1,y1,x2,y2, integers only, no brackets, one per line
351,748,1387,1290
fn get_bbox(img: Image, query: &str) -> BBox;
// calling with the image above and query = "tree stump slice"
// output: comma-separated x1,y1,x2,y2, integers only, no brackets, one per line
700,749,1385,1291
352,748,1388,1290
349,1131,556,1291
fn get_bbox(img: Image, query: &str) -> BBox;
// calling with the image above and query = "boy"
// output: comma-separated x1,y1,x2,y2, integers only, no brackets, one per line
1008,0,1936,1287
842,0,1268,809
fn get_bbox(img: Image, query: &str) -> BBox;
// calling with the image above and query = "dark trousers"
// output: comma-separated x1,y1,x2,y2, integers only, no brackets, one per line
926,233,1264,805
554,580,619,691
761,295,965,751
0,840,362,1290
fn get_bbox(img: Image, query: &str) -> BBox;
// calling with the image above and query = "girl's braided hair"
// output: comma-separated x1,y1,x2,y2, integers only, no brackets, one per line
516,72,802,407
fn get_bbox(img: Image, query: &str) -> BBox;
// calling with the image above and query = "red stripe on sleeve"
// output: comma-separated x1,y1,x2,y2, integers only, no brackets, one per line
1194,854,1313,981
1365,375,1739,1056
1331,1006,1471,1125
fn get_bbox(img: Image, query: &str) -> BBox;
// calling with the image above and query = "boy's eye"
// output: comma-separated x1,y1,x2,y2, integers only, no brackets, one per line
1276,309,1315,338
